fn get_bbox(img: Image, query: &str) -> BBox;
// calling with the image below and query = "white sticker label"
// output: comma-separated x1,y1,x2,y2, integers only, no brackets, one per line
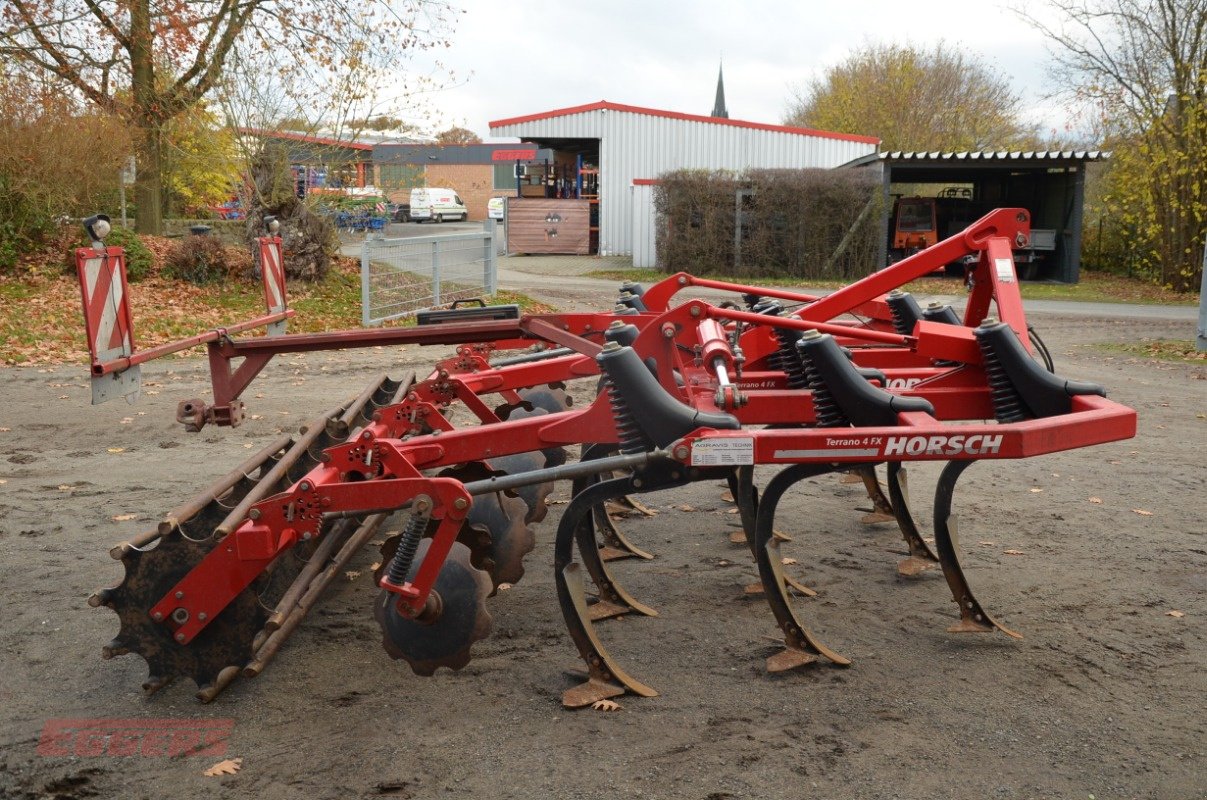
994,257,1015,283
690,437,754,466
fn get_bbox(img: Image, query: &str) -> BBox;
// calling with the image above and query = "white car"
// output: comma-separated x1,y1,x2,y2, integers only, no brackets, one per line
487,196,505,220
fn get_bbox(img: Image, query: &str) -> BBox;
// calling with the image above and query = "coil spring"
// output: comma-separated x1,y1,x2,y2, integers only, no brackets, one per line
385,510,428,585
799,346,849,428
979,338,1028,423
775,328,808,389
888,302,912,337
607,380,650,454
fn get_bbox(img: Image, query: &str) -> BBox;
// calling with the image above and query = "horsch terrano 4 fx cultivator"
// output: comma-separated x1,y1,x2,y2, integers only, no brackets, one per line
75,210,1136,707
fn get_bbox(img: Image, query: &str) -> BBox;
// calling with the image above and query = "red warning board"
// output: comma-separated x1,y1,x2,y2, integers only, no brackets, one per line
75,246,135,367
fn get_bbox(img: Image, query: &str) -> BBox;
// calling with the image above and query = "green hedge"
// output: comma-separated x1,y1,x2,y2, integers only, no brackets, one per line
654,168,882,280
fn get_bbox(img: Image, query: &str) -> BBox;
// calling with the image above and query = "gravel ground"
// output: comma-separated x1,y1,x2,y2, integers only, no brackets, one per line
0,287,1203,800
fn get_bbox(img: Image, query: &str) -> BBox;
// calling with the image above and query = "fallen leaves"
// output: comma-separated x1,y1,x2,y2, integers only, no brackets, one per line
203,758,242,777
0,427,10,432
107,447,124,454
781,557,798,565
1029,487,1044,493
1002,549,1026,556
720,490,735,503
111,513,137,521
1166,610,1185,618
978,541,996,546
1132,509,1154,516
1088,497,1103,504
497,582,513,591
345,570,361,581
591,699,621,712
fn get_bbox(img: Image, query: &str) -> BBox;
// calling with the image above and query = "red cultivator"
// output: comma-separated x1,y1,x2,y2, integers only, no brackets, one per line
81,209,1136,706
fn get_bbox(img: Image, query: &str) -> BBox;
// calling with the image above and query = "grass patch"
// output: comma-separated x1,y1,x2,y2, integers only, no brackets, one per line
0,258,553,366
1098,339,1206,364
584,268,1199,306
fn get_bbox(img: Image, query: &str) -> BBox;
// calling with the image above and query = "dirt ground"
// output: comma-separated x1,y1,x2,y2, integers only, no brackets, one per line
0,290,1204,800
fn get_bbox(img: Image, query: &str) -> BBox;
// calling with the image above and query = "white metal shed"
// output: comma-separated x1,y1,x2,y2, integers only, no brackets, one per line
489,101,879,266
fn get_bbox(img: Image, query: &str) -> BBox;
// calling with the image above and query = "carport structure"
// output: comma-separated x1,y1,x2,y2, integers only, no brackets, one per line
849,151,1107,282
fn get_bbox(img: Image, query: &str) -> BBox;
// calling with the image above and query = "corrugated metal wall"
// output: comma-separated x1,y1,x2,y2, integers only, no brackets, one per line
492,108,877,259
630,183,657,267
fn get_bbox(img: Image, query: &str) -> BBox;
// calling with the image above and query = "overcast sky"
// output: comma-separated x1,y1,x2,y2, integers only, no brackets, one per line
389,0,1075,143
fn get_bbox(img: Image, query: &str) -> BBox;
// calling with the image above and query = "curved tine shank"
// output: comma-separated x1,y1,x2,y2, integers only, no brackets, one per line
736,466,816,599
754,463,853,672
555,475,658,708
885,463,940,577
731,467,758,552
932,461,1022,639
569,464,657,621
856,465,896,524
582,443,653,561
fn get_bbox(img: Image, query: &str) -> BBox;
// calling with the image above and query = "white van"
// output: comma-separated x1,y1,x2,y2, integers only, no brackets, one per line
410,187,467,223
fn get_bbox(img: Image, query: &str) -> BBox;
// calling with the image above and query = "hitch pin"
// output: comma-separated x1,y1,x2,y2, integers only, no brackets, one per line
285,501,295,522
364,447,374,466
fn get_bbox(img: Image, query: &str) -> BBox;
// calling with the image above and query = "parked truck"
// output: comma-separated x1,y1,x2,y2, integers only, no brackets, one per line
890,188,1056,278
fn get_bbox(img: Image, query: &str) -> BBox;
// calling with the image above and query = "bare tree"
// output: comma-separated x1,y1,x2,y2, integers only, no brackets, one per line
785,42,1032,151
1023,0,1207,289
0,0,458,233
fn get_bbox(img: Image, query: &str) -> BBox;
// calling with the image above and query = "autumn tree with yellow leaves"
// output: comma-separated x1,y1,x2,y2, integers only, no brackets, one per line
1025,0,1206,290
1,0,458,234
784,42,1035,152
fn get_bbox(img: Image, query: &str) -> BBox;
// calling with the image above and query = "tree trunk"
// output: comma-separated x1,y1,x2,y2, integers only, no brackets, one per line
134,121,163,234
129,0,162,235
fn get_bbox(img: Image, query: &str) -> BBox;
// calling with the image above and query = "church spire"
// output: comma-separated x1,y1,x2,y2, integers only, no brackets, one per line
711,62,728,119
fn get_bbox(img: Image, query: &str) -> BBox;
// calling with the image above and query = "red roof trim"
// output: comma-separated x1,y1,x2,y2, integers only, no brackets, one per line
238,127,374,151
489,101,880,145
632,178,660,185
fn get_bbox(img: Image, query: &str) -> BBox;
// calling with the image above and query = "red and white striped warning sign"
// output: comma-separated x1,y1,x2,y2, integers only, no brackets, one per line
258,236,287,314
75,246,135,366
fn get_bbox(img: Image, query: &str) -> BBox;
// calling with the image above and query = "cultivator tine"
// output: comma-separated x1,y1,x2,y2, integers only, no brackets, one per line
573,477,657,621
855,466,896,524
593,504,655,561
932,461,1021,638
731,466,817,599
246,513,389,679
754,464,852,672
581,445,654,561
556,475,658,707
885,463,939,577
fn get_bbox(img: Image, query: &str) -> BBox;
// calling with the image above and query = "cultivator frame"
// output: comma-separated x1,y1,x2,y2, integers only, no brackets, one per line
82,208,1137,706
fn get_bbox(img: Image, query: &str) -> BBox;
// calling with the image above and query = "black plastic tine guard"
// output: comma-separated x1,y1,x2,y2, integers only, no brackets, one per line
595,343,739,448
885,290,924,336
603,322,640,347
618,292,648,313
797,332,935,427
922,302,962,325
974,321,1105,419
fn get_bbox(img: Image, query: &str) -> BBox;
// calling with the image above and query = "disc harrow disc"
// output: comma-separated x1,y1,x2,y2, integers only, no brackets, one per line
97,529,267,692
489,450,554,524
374,539,493,676
466,490,536,587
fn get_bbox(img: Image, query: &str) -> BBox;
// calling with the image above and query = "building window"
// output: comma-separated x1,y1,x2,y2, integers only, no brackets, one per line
379,164,424,190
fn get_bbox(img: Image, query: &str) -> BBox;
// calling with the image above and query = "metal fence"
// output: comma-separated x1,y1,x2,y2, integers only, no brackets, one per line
360,221,498,326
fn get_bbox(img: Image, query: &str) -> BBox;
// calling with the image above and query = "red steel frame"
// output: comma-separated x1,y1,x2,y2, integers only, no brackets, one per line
136,208,1137,647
